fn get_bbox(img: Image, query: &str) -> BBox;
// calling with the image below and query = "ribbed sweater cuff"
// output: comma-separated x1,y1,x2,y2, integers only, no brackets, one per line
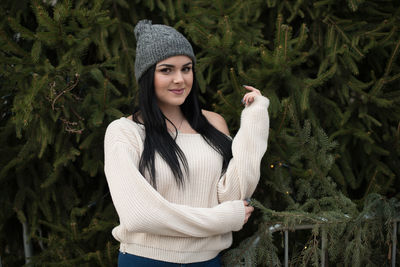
217,200,245,232
242,95,269,116
250,94,270,108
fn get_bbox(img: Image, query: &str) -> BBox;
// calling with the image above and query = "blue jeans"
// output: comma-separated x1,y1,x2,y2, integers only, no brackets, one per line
118,252,221,267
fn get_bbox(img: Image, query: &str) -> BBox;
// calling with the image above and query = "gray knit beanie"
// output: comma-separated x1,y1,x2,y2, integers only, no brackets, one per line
134,20,196,82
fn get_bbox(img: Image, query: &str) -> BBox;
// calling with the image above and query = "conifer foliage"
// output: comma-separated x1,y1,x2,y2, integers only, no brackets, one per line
0,0,399,266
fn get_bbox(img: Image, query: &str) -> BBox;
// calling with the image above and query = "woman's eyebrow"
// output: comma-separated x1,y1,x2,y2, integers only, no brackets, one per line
157,62,192,68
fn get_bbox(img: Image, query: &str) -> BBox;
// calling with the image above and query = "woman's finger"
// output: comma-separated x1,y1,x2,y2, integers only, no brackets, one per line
248,96,254,104
243,200,253,223
242,92,258,106
244,205,254,224
243,85,257,91
243,85,261,94
242,85,261,106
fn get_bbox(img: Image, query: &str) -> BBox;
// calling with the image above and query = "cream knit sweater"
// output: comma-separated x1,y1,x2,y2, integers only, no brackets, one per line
104,95,270,263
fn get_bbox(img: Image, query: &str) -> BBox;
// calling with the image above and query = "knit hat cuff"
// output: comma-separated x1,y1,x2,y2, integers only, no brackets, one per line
135,40,195,82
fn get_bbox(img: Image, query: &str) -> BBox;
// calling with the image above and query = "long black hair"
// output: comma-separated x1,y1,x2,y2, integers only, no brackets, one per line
132,65,232,188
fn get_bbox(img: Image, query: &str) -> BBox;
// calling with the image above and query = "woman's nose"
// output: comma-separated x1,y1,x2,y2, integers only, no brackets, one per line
173,71,184,83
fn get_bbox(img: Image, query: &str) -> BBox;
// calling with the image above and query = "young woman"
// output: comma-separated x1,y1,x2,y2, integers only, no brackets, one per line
104,20,270,266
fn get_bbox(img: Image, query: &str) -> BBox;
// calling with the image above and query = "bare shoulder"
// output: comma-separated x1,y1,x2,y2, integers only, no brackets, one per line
202,109,230,136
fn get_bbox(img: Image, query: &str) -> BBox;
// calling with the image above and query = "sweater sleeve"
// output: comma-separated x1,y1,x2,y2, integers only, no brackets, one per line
217,95,270,202
104,120,245,238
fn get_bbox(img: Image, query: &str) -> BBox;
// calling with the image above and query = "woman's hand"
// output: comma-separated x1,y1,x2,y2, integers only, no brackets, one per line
243,200,254,224
242,85,261,106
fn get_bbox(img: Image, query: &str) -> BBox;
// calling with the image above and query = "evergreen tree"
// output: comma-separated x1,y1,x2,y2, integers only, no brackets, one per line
0,0,399,266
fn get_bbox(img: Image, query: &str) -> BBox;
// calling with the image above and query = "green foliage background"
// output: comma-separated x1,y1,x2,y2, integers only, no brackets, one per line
0,0,399,266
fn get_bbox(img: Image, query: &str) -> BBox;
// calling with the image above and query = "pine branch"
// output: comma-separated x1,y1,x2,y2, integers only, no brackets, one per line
324,16,364,57
112,1,135,87
384,39,400,77
51,73,80,110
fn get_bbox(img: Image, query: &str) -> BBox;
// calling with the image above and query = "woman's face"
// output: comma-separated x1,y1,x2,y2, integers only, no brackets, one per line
154,55,193,110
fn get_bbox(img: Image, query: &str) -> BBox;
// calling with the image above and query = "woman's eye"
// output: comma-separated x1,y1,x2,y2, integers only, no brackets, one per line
182,67,192,72
160,68,171,73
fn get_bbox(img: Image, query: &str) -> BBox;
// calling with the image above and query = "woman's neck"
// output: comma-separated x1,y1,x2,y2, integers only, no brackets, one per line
159,105,185,130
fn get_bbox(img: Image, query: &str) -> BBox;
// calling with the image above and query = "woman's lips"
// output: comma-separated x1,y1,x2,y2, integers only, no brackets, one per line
169,89,184,95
